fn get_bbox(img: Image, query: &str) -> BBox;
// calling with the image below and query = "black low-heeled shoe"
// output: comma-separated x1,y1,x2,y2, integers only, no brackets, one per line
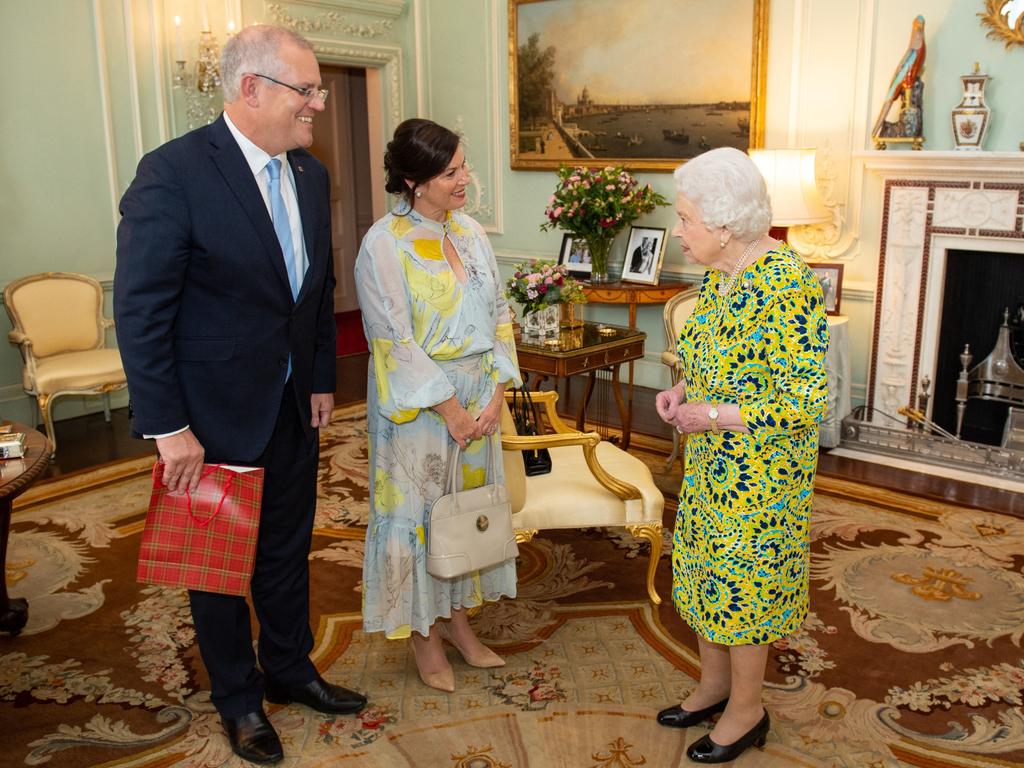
686,710,770,764
656,697,728,729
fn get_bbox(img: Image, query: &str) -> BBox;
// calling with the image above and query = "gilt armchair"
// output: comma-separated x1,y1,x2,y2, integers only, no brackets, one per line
659,287,701,472
3,272,126,453
500,390,665,604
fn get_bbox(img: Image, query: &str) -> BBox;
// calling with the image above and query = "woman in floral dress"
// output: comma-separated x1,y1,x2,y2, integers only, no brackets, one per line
654,148,829,763
355,119,522,692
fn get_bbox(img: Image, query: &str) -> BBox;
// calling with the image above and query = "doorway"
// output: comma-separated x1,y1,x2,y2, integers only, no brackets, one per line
309,65,375,314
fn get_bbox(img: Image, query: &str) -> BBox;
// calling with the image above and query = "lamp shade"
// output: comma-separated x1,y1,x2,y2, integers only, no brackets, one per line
749,148,830,226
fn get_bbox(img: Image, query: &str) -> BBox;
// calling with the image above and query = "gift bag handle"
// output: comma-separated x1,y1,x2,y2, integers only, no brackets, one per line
152,462,237,529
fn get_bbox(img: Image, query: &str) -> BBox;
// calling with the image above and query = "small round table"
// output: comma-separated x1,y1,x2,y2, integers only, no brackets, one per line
0,423,51,635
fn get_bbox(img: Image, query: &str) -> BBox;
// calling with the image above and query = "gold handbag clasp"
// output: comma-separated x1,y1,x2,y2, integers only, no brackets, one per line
476,515,489,532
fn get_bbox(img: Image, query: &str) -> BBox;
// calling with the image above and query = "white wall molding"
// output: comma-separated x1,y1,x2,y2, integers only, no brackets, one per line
266,1,400,37
149,0,170,145
121,0,145,162
310,40,403,132
91,0,122,236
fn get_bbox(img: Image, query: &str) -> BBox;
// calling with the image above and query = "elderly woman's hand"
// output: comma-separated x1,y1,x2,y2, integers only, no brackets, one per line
655,382,685,424
672,402,750,435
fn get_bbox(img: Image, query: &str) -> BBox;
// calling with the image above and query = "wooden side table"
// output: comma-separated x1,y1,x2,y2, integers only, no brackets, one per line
579,278,696,444
0,423,51,635
516,322,646,448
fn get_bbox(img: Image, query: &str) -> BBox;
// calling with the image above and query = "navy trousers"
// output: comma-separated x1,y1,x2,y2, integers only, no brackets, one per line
188,379,319,718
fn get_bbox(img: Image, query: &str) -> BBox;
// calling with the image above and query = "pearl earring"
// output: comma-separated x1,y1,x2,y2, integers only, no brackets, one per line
719,240,726,249
415,190,422,198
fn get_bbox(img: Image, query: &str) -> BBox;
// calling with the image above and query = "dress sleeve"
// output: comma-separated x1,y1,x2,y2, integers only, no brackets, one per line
354,230,456,423
739,284,829,439
475,221,523,389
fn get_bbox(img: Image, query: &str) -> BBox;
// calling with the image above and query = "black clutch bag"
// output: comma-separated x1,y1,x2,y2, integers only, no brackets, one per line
510,388,552,476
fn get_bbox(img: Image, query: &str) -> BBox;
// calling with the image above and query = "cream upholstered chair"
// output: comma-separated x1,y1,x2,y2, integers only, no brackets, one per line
500,390,665,604
3,272,126,453
660,287,701,472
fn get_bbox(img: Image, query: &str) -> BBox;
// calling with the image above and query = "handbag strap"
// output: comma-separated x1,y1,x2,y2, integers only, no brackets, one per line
443,434,499,498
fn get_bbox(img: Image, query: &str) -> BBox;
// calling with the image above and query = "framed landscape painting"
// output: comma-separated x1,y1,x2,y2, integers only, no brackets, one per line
509,0,769,171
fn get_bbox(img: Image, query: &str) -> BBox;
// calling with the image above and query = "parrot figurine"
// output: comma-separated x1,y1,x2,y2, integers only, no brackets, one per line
872,15,926,139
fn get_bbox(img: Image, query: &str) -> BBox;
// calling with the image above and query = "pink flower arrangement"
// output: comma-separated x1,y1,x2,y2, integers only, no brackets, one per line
540,165,668,241
505,259,585,315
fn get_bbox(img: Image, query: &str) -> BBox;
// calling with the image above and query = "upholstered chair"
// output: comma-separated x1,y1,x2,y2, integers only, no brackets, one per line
659,287,701,472
3,272,126,453
500,390,665,604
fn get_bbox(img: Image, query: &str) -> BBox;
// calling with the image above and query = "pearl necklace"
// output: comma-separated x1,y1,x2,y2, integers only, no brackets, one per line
716,235,764,297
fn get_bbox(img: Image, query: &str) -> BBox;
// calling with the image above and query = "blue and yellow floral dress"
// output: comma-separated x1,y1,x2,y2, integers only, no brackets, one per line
355,207,522,640
672,244,828,645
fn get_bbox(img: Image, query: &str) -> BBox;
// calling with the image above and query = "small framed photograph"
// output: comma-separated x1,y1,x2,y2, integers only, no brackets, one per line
620,226,667,285
557,233,592,277
807,262,844,315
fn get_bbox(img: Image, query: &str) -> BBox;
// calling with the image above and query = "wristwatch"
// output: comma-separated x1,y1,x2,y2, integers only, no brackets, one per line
707,404,720,434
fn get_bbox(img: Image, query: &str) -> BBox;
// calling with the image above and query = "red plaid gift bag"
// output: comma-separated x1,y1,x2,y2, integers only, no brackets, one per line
138,462,265,596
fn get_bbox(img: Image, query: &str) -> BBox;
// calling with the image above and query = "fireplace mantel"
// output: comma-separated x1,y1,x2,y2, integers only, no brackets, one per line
854,150,1024,179
863,153,1024,422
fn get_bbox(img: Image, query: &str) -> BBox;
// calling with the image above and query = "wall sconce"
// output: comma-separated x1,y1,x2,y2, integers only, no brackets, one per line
748,148,831,246
172,8,233,129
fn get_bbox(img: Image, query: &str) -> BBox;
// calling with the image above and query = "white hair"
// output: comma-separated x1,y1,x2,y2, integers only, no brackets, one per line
220,25,313,101
673,147,771,241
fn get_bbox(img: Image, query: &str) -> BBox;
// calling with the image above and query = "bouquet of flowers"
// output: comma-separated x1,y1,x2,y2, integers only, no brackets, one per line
540,165,668,240
505,260,586,316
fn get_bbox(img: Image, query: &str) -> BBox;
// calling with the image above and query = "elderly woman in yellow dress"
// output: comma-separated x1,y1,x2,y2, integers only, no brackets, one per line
355,119,522,692
654,148,828,763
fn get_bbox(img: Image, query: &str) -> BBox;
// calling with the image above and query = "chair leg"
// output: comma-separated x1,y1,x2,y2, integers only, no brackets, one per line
102,393,112,422
626,523,662,605
663,430,680,472
38,394,56,456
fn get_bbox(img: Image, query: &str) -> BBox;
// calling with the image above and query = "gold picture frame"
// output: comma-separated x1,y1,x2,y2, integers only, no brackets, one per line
509,0,769,172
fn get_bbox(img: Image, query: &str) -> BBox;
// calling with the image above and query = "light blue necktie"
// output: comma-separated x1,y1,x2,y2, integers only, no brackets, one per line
266,158,301,301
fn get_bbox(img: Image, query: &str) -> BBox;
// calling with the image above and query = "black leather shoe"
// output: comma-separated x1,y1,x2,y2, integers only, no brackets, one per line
221,710,283,765
657,697,728,728
264,674,367,715
686,710,770,764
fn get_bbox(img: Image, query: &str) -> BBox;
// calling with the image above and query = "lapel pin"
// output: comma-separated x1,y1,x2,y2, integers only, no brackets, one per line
297,165,304,173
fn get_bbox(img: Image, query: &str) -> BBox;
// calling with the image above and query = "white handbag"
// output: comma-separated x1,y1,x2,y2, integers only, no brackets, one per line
426,435,519,579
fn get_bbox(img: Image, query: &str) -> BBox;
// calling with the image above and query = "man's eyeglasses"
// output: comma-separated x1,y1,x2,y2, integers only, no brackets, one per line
254,73,328,104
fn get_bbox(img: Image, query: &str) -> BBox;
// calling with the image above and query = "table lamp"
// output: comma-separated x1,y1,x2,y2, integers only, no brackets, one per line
748,148,830,242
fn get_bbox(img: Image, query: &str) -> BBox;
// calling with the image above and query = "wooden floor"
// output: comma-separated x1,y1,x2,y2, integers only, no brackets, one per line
32,351,1022,517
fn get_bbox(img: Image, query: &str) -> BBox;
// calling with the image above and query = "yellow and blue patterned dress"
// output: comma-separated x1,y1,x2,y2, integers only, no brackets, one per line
355,207,522,640
672,244,828,645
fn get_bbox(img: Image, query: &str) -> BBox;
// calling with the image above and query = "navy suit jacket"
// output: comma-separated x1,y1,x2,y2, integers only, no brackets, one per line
114,116,336,462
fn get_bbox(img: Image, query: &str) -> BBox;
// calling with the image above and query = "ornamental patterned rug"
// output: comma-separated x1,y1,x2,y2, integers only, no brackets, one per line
1,403,1023,767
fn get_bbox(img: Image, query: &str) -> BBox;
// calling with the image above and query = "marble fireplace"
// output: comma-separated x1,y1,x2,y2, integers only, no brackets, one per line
841,152,1024,484
863,153,1024,429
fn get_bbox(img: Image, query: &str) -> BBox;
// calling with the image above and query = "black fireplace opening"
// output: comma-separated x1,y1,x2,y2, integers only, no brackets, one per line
931,249,1024,446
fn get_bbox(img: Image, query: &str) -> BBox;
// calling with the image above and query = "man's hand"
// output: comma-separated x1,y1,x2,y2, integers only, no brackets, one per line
155,429,205,493
311,393,334,428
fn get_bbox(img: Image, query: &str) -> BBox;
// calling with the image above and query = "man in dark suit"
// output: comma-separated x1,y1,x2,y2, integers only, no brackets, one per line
114,25,366,765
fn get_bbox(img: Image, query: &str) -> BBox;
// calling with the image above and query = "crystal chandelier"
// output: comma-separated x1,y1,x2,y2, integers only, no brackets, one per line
172,14,230,129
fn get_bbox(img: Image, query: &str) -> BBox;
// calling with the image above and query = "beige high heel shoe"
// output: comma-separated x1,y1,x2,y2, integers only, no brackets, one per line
436,621,506,668
409,634,455,692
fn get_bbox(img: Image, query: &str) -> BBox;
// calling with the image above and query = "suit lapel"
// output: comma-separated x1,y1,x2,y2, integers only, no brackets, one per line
288,151,318,303
208,117,292,296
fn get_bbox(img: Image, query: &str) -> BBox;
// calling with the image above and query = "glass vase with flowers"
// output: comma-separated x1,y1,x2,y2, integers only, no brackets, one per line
541,165,668,283
505,260,586,338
